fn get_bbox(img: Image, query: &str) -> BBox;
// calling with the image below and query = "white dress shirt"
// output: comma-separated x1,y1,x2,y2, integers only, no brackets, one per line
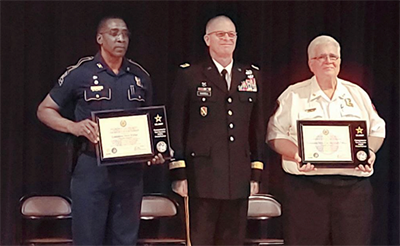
267,76,386,177
212,58,233,90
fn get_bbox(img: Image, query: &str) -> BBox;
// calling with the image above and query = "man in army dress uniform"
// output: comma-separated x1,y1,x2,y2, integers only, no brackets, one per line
169,15,266,245
37,16,163,245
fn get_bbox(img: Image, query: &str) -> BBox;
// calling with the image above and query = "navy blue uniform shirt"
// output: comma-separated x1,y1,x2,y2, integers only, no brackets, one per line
50,52,152,121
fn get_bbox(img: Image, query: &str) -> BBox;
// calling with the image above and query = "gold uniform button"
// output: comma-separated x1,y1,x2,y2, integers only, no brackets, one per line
191,152,195,157
94,80,99,85
248,97,253,102
229,123,234,129
228,110,233,116
229,136,235,142
202,98,206,102
96,94,100,98
227,97,233,103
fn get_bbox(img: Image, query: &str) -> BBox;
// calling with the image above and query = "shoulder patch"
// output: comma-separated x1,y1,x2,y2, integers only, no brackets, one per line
58,56,94,86
128,59,150,77
251,64,260,70
180,63,191,68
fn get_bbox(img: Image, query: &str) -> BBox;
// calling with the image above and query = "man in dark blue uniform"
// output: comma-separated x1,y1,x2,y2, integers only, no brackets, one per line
169,15,266,245
37,16,163,245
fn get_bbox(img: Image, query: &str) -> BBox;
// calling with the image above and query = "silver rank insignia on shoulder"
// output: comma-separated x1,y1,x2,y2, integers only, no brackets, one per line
96,63,103,69
200,106,208,117
180,63,190,68
135,76,143,88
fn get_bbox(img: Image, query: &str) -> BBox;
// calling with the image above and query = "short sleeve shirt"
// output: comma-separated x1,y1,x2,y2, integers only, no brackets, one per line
267,76,386,177
50,53,152,122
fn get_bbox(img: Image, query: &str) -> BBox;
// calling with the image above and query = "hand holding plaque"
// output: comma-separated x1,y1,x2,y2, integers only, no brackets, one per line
297,120,369,168
91,106,171,166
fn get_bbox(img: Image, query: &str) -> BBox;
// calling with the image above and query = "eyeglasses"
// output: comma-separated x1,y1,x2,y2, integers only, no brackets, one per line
312,54,340,62
207,31,237,38
100,29,131,39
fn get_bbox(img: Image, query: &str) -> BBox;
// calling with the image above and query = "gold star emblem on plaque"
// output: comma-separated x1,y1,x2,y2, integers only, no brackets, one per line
154,114,162,123
356,126,363,134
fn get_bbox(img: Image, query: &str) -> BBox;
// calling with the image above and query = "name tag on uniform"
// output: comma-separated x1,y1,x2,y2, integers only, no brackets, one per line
197,87,212,97
90,85,104,92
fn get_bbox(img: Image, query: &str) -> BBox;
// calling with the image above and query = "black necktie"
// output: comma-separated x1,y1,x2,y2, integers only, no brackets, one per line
221,69,228,90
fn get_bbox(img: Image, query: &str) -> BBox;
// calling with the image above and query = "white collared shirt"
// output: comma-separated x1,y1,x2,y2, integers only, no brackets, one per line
212,58,233,90
267,76,386,177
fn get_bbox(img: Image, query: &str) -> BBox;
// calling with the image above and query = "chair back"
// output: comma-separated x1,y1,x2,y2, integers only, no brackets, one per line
248,194,281,219
141,194,178,220
19,195,72,245
21,195,72,218
138,194,186,245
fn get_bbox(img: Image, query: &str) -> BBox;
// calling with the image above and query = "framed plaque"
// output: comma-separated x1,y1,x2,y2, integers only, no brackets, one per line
297,120,369,168
91,106,171,166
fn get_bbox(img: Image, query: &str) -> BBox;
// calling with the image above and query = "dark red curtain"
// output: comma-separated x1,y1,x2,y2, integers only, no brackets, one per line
2,1,399,245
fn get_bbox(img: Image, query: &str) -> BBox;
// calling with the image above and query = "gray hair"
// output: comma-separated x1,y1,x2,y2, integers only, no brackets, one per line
205,15,234,34
307,35,341,60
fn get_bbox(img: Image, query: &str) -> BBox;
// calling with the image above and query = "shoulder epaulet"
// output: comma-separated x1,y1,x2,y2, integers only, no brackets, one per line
58,56,94,86
251,64,260,70
180,63,191,69
128,59,150,77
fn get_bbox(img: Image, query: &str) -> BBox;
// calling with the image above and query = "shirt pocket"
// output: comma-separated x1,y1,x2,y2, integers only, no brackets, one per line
340,106,362,119
84,87,111,101
298,107,324,119
127,85,146,102
186,143,211,158
238,91,257,104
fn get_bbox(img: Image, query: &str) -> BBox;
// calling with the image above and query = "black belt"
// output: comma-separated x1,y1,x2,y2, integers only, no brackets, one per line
293,174,364,187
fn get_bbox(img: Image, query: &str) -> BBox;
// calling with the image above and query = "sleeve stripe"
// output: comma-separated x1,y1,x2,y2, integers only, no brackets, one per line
169,160,186,170
251,161,264,170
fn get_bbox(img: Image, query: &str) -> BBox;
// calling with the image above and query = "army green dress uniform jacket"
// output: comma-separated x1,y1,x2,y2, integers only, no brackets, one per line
169,58,265,200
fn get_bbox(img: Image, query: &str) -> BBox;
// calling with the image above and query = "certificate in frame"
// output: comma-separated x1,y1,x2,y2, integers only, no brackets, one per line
297,120,369,168
91,106,171,166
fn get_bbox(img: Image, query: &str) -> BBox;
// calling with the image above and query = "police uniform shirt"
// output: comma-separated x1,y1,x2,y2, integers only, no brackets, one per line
267,76,386,177
49,52,152,122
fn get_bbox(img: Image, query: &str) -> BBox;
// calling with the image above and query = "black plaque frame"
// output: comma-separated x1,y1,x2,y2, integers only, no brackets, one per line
91,105,171,166
297,120,369,168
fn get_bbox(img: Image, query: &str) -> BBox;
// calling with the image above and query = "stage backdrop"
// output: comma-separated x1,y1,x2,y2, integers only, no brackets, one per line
1,1,399,245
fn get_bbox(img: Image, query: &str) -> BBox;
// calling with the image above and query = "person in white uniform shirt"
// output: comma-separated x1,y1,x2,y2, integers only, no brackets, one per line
266,35,385,245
